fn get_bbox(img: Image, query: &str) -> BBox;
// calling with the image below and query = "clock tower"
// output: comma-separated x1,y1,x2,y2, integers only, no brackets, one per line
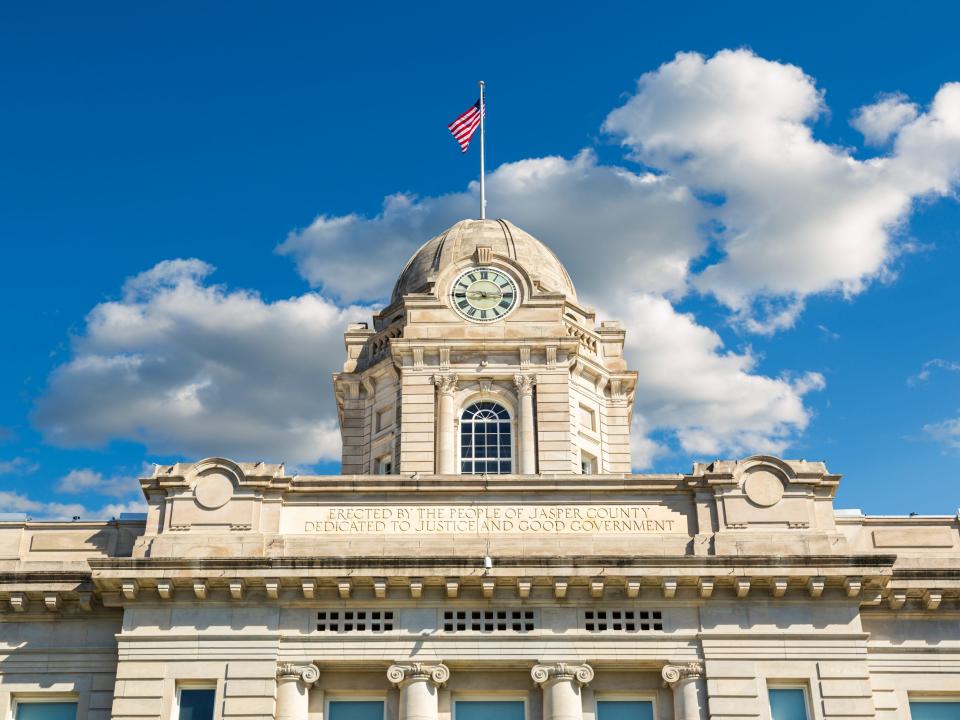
333,218,638,475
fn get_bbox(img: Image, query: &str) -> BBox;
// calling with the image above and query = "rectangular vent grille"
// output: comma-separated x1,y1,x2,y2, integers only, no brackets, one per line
584,610,662,632
442,610,535,632
317,610,394,632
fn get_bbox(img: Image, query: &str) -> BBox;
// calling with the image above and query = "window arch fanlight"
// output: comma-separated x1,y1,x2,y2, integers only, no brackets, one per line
460,401,513,474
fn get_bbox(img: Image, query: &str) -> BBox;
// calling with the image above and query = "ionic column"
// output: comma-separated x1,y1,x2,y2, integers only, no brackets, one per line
433,374,458,474
662,662,705,720
531,662,594,720
387,663,450,720
276,663,319,720
513,374,537,474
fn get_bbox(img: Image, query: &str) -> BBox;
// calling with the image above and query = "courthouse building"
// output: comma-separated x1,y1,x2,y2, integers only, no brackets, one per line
3,218,960,720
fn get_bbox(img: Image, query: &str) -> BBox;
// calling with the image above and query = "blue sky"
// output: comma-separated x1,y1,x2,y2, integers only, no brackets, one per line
1,1,959,517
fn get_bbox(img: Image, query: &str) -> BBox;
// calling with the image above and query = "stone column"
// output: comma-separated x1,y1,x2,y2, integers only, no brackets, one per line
433,374,458,474
275,663,319,720
531,662,594,720
513,374,537,474
387,663,450,720
662,662,706,720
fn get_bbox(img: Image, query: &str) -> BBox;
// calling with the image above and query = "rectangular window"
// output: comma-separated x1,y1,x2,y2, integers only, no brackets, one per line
328,700,385,720
176,688,216,720
768,688,809,720
375,406,392,433
14,703,78,720
454,700,525,720
910,702,960,720
597,700,655,720
580,450,597,474
579,404,596,431
377,455,392,475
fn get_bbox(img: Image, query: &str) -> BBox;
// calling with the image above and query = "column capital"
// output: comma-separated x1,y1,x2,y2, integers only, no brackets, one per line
513,373,537,396
277,662,320,685
387,662,450,688
661,662,704,687
432,374,459,396
531,662,594,687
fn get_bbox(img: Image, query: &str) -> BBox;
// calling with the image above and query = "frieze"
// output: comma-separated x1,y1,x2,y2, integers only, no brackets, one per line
284,502,686,535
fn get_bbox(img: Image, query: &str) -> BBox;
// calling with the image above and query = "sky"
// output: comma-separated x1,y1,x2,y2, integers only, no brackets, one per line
1,1,959,518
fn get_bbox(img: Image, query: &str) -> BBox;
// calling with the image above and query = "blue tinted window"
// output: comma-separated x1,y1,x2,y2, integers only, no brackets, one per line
178,689,215,720
455,700,525,720
910,703,960,720
769,689,808,720
597,700,655,720
328,700,385,720
15,704,77,720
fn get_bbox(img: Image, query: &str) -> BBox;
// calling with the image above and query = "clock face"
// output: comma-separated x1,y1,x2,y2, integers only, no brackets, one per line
450,267,518,322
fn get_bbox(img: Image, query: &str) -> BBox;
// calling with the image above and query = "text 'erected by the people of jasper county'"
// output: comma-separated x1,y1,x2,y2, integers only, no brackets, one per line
293,504,684,535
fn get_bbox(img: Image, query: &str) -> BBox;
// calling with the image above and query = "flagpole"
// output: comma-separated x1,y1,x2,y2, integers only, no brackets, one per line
479,80,486,220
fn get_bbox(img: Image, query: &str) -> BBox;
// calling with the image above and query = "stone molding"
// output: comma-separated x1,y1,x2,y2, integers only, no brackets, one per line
531,662,595,687
277,663,320,685
513,373,537,396
432,374,459,396
387,662,451,688
661,662,704,686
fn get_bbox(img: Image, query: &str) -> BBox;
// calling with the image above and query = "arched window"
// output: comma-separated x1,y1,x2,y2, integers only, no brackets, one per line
460,401,512,474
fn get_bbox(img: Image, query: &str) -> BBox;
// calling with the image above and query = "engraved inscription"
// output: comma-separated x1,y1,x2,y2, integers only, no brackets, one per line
288,503,685,535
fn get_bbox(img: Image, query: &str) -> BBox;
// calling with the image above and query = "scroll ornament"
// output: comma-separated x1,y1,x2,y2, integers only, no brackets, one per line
387,662,451,687
531,662,595,687
277,663,320,685
661,662,704,686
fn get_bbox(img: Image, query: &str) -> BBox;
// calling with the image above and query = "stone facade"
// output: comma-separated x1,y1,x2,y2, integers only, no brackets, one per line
2,219,960,719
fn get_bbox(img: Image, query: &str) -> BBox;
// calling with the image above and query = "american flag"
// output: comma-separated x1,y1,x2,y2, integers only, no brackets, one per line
447,98,485,153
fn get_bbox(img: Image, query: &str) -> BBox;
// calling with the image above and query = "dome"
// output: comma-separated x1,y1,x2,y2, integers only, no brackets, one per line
391,218,577,303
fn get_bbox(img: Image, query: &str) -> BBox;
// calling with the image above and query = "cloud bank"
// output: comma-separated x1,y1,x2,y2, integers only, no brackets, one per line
34,49,960,470
34,259,371,465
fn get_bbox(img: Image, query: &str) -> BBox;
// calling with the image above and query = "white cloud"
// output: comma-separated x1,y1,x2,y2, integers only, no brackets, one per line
0,457,38,475
279,147,820,464
604,50,960,332
619,294,823,463
34,260,372,466
33,49,960,470
852,93,919,145
0,490,146,520
56,466,146,498
908,358,960,386
923,417,960,450
279,151,705,305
